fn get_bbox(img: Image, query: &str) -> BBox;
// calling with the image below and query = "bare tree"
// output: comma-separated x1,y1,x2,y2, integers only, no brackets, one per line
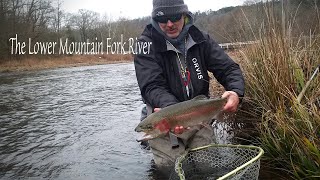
69,9,99,42
51,0,63,35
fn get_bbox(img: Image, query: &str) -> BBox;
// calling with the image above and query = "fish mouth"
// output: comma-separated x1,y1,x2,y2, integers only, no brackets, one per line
135,129,163,142
136,133,154,142
135,128,153,142
134,127,141,132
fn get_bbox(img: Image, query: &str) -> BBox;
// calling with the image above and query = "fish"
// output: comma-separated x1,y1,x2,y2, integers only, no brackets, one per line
135,95,227,142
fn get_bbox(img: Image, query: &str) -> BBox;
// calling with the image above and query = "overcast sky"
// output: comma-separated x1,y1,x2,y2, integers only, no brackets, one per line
62,0,246,20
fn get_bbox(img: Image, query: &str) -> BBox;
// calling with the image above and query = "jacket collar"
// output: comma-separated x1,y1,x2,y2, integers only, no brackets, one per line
166,34,196,54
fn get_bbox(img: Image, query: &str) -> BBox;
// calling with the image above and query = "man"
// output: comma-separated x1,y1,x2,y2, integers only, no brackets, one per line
134,0,245,168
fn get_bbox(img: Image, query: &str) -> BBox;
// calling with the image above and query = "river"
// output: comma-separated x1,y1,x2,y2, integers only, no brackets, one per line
0,63,162,180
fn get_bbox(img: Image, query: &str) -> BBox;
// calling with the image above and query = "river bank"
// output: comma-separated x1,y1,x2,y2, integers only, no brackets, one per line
0,54,133,72
0,51,242,73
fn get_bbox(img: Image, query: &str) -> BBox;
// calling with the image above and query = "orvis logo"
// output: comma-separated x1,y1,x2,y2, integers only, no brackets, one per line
192,58,203,79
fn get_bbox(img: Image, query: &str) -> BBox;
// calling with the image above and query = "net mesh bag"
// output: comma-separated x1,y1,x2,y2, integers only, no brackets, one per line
169,144,264,180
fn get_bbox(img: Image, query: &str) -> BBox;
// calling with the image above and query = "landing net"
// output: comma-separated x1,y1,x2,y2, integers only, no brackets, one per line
169,144,264,180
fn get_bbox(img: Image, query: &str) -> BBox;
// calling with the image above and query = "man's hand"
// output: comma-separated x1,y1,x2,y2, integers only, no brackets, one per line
221,91,240,112
154,108,161,112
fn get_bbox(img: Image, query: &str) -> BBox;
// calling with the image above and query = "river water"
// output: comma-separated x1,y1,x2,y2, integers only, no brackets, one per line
0,63,161,180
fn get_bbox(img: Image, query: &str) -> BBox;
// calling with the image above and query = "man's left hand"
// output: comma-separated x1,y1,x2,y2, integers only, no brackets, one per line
221,91,240,112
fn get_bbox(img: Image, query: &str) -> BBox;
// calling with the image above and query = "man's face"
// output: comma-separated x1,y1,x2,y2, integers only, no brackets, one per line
157,14,185,39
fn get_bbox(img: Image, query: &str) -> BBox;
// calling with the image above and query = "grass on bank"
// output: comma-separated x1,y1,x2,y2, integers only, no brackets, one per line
0,54,133,72
237,2,320,179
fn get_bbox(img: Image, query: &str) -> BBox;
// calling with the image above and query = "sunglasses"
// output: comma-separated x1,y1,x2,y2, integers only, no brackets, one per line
154,14,183,23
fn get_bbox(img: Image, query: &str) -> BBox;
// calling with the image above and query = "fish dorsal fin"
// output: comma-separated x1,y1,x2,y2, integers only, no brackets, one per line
192,95,208,100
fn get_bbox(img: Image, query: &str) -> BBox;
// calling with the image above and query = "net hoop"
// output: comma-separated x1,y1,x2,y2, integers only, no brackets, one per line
174,144,264,180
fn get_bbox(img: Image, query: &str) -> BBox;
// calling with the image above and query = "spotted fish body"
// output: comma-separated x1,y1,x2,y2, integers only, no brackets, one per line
135,95,227,141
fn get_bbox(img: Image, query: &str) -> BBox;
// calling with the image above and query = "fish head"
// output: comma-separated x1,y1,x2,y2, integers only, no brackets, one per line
134,122,153,132
135,118,170,141
134,115,157,132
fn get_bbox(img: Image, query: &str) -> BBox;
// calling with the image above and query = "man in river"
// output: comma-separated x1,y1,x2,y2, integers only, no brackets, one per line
134,0,245,169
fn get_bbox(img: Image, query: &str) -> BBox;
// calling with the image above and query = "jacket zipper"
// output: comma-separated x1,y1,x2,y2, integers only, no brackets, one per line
167,39,191,99
184,38,190,97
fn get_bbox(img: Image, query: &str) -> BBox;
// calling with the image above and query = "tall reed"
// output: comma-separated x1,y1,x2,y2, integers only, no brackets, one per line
239,1,320,178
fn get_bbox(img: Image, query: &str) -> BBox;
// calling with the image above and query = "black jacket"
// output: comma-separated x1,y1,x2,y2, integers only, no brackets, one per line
134,24,244,109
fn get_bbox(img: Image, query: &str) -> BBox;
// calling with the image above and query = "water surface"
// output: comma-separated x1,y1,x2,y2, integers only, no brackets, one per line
0,63,155,180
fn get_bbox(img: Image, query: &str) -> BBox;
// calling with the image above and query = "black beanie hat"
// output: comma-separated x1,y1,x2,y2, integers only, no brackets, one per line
152,0,189,18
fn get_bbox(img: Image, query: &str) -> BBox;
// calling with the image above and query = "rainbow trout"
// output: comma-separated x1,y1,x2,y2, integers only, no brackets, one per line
135,95,227,141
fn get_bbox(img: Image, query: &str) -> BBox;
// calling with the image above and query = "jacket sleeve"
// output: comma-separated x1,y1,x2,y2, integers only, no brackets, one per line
134,39,179,108
204,35,245,97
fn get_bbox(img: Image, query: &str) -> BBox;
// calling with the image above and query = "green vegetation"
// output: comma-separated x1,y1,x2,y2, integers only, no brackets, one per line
239,1,320,178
